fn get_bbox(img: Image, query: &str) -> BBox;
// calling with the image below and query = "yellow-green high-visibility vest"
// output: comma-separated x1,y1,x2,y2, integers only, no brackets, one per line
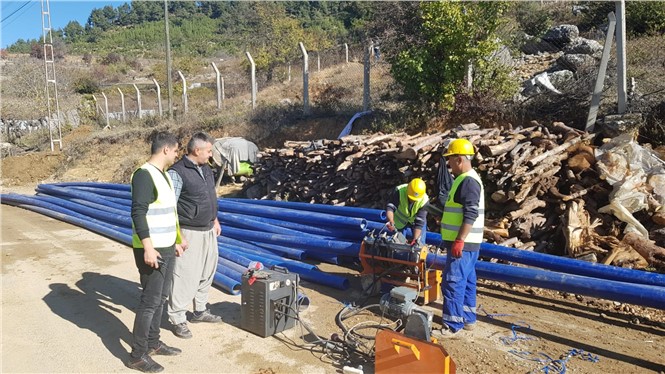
440,169,485,243
131,163,181,248
394,184,428,230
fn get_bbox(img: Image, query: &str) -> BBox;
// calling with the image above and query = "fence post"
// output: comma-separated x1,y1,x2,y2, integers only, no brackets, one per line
117,88,126,123
615,0,627,114
586,12,617,132
288,63,291,82
345,43,349,64
92,95,99,115
177,71,188,114
245,52,256,109
152,78,163,117
221,77,225,102
211,62,222,109
299,42,310,116
466,61,473,90
101,92,110,129
133,84,142,119
363,42,371,111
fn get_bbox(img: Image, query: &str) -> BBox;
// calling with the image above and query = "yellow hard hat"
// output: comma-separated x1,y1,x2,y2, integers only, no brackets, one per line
443,138,475,157
407,178,427,201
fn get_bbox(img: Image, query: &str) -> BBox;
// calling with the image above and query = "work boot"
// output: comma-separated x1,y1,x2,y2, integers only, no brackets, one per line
148,341,182,356
432,325,461,338
190,309,223,323
463,322,476,331
127,354,164,373
172,322,193,339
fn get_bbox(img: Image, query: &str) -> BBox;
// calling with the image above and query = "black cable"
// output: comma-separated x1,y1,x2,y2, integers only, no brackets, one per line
1,0,31,23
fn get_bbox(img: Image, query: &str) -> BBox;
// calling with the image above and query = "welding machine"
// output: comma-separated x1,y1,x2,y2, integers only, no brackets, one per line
240,266,298,338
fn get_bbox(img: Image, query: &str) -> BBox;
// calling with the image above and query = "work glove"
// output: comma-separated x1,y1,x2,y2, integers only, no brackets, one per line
386,221,396,232
451,239,465,258
409,239,417,246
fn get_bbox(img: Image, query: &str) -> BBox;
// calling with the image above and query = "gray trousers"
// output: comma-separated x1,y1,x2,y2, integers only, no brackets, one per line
168,227,218,325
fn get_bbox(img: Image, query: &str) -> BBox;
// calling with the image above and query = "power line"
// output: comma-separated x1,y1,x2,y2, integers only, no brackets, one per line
1,0,31,23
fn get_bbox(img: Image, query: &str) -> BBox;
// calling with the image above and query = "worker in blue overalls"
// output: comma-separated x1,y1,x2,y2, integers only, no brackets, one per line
385,178,429,246
436,138,484,337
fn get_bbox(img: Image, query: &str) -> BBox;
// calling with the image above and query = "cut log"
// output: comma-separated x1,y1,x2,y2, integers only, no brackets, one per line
622,232,665,270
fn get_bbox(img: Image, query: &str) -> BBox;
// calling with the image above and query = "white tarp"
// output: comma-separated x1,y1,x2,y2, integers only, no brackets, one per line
595,133,665,238
211,137,258,176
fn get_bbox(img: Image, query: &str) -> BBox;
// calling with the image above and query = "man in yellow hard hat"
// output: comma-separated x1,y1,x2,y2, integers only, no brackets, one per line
436,138,484,338
385,178,429,246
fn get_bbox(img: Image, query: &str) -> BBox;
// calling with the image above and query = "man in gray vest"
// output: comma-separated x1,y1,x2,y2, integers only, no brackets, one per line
167,132,223,339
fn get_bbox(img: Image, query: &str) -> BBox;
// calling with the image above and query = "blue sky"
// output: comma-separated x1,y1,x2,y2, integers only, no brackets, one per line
1,0,127,48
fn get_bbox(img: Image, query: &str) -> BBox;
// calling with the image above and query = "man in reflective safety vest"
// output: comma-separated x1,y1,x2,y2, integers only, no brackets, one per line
436,138,484,337
385,178,429,246
128,131,187,373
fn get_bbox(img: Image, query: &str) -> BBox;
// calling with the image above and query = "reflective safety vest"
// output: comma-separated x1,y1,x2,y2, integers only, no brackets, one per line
131,163,181,248
394,184,428,230
440,169,485,243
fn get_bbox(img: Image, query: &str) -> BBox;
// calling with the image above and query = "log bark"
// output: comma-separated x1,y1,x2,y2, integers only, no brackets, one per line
622,232,665,270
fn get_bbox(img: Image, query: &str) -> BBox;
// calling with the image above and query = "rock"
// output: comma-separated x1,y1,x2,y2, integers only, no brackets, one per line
521,35,561,54
548,70,575,88
601,113,643,138
543,24,580,46
557,53,596,72
563,38,603,57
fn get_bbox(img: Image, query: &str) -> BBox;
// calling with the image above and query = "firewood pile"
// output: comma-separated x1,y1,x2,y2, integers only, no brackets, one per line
244,122,665,270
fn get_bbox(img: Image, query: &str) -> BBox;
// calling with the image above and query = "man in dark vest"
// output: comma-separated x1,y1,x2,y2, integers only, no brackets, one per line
167,132,223,339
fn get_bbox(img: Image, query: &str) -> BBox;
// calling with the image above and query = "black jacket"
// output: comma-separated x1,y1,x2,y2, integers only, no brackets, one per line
169,156,217,230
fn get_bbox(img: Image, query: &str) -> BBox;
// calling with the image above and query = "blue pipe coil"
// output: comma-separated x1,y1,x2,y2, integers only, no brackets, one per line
2,194,133,236
217,256,249,275
216,262,243,283
217,239,318,271
218,199,367,230
28,193,132,227
3,202,132,246
227,198,386,222
426,254,665,310
217,236,310,265
212,272,241,295
50,182,131,191
222,226,361,256
480,243,665,288
218,212,323,239
35,194,129,216
226,212,368,240
36,184,131,207
65,186,132,200
243,240,308,261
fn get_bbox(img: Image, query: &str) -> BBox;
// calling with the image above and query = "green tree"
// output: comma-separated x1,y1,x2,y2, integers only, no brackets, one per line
63,21,85,43
250,3,306,82
388,1,508,109
581,2,665,36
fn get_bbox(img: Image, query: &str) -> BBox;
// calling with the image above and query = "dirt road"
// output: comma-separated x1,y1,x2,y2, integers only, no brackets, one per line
2,204,664,373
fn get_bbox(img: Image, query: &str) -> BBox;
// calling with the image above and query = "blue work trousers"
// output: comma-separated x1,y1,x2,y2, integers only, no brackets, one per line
442,249,478,332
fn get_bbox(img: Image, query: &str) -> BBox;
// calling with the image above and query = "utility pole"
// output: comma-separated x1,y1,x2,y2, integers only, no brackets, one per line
164,0,173,119
41,0,63,151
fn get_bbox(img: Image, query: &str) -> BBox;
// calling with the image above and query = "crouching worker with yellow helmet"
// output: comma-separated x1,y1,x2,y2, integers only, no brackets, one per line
436,138,484,338
385,178,429,246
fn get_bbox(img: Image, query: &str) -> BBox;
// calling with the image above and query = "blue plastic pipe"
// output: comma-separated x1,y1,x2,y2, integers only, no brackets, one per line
480,243,665,288
242,240,308,261
426,254,665,310
36,184,131,207
1,194,133,236
27,193,132,227
221,226,361,256
227,198,386,222
222,212,368,240
213,272,241,295
218,256,249,275
50,182,131,191
66,186,132,200
218,199,367,229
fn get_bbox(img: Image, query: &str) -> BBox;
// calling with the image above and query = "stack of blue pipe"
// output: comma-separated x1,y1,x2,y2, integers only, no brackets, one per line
2,182,665,310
